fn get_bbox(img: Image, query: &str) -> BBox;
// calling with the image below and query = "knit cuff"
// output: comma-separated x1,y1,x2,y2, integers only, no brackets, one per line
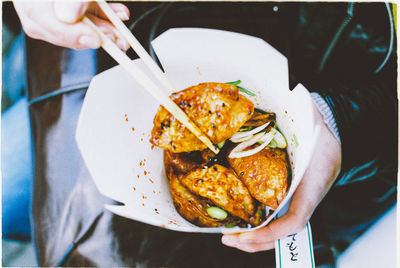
310,92,341,144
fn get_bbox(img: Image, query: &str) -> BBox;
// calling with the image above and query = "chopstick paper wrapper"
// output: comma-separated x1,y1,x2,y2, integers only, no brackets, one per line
275,202,316,268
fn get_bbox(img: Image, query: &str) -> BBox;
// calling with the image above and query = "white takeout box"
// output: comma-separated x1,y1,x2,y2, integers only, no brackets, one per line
76,28,320,233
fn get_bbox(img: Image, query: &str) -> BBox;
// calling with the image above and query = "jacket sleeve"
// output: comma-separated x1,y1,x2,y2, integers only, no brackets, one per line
308,69,397,186
289,2,397,186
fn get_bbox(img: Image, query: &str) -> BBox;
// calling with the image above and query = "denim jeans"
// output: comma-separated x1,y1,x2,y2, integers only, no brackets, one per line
2,97,33,241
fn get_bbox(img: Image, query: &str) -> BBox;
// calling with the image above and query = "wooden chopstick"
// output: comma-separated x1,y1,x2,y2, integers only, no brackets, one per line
97,0,175,94
82,17,219,154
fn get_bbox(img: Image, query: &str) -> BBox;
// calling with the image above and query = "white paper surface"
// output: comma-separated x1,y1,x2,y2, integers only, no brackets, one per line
275,222,315,268
76,28,319,233
274,199,316,268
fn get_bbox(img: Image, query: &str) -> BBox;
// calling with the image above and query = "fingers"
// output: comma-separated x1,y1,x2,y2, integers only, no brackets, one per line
53,1,89,23
53,2,130,23
85,14,129,50
14,1,131,50
43,20,101,50
222,239,275,253
14,1,97,49
87,2,130,21
54,2,130,50
222,211,305,249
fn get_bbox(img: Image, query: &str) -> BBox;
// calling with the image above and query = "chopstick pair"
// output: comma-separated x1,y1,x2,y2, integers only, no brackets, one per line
83,0,219,154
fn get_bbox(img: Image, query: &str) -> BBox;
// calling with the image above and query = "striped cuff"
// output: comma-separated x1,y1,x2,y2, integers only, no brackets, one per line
310,92,341,144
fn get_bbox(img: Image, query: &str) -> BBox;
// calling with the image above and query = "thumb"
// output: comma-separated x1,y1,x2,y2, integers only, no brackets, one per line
240,212,305,243
222,211,306,246
54,1,89,23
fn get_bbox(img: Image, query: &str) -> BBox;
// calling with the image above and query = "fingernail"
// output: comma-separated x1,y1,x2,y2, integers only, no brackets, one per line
117,11,129,21
116,38,130,51
222,236,236,246
238,232,254,242
79,35,100,49
54,2,88,23
106,34,116,42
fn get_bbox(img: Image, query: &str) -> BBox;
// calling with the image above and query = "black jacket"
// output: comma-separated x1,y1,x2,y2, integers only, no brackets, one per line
289,2,397,187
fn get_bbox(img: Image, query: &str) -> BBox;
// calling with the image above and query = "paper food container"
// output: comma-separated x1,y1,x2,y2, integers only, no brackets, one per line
76,28,320,234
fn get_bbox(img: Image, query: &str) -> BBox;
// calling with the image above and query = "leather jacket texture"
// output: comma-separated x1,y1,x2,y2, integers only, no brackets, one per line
288,3,397,188
12,2,396,266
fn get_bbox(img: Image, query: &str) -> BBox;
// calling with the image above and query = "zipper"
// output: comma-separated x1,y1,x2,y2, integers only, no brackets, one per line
318,3,355,72
375,3,394,73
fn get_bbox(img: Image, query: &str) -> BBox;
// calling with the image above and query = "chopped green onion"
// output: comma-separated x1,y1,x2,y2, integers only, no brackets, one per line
273,129,287,148
257,209,263,219
229,129,277,158
226,80,242,86
217,141,226,149
293,134,299,148
258,137,276,146
237,86,256,96
268,139,278,148
207,206,228,220
224,222,237,228
231,122,270,142
226,80,256,96
239,126,253,132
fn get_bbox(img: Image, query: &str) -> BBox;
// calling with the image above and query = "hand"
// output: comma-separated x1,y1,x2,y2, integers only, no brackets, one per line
221,102,342,252
13,1,130,50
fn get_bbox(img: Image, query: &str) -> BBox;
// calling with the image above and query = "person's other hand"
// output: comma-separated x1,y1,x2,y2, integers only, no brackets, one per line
221,102,342,252
13,1,130,50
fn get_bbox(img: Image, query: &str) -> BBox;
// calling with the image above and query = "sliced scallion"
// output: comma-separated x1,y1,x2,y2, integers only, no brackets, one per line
257,209,263,219
224,222,237,228
217,140,226,149
273,129,287,148
239,126,253,132
237,86,256,96
207,206,228,220
230,122,270,142
293,134,299,148
268,139,278,148
226,80,256,96
226,80,242,86
229,128,277,158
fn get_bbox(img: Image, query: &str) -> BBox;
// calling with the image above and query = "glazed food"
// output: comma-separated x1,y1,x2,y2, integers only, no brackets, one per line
178,164,255,223
150,82,254,152
151,81,290,228
228,147,288,210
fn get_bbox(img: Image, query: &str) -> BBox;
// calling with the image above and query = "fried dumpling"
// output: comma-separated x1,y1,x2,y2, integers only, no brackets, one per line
178,164,255,222
167,167,228,227
164,150,206,174
228,148,288,209
150,82,254,152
